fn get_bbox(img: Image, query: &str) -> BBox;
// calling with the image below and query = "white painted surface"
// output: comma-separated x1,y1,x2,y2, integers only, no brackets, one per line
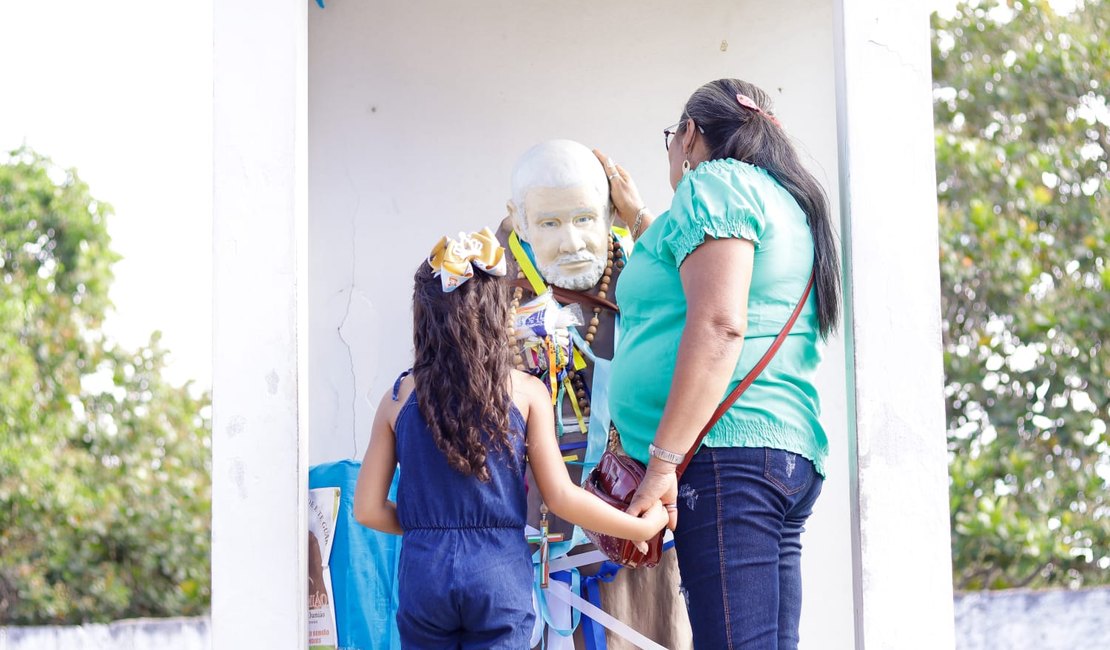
954,588,1110,649
212,0,308,648
0,618,210,650
834,0,956,648
307,1,854,646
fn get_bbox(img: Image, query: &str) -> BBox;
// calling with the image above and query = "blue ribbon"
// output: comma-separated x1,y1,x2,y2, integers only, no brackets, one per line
569,330,613,474
579,561,622,650
535,568,581,639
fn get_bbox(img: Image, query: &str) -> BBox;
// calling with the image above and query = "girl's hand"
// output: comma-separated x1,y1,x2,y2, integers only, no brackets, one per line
641,500,670,535
626,462,679,532
593,148,644,226
628,500,669,553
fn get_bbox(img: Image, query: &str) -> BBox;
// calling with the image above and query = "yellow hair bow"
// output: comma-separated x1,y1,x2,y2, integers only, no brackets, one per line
427,227,508,292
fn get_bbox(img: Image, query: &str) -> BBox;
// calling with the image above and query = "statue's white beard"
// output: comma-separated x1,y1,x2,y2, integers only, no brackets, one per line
538,252,607,291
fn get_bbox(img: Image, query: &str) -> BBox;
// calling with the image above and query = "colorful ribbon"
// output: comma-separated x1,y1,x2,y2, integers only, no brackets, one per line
427,227,507,292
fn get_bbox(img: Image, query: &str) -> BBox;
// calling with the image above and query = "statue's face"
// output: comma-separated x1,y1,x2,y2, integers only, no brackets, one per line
517,185,609,291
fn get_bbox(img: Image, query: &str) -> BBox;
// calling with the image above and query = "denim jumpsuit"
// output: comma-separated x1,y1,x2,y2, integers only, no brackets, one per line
392,373,535,649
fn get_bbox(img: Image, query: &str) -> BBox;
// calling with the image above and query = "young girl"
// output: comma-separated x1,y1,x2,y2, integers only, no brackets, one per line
354,230,668,649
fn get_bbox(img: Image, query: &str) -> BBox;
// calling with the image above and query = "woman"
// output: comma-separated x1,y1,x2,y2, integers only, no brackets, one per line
598,78,841,649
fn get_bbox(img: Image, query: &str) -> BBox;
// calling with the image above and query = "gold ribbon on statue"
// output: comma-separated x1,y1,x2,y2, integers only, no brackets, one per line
427,227,508,292
563,376,587,437
508,232,587,372
546,337,559,405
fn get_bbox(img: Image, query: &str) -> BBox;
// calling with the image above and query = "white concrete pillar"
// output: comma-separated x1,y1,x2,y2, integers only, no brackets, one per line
212,0,309,647
834,1,956,648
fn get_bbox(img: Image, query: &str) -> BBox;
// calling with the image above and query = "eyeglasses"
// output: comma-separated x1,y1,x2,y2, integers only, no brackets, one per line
663,119,704,152
663,122,682,152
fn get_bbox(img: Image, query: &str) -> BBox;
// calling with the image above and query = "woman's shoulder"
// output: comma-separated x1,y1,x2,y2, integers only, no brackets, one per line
659,159,771,258
687,157,770,184
673,158,775,207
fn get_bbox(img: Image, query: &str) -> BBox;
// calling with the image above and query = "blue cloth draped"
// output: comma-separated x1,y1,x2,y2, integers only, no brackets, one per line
310,460,402,650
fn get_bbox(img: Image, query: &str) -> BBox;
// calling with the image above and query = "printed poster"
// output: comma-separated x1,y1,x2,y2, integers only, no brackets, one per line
308,487,341,650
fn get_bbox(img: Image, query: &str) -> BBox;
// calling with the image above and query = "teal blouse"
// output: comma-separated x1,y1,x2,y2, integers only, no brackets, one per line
609,158,828,476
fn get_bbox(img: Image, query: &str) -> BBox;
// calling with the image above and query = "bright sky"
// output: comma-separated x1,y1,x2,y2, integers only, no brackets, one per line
0,1,213,389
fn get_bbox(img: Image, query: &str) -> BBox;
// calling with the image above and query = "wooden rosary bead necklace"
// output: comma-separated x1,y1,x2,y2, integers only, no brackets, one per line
509,234,625,420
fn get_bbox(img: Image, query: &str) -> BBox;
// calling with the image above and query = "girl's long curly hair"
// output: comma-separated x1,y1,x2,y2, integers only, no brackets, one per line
411,261,515,482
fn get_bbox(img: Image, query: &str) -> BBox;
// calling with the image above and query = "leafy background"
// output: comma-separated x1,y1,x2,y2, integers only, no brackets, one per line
0,149,211,624
934,0,1109,589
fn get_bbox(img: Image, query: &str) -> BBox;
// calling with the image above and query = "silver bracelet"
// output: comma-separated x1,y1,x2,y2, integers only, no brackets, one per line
632,206,649,238
649,442,685,465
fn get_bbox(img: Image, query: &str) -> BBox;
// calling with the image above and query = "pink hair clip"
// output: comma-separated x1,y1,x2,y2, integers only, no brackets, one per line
736,93,782,128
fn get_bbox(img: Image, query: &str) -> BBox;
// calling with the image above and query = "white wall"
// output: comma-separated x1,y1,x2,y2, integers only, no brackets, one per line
0,618,210,650
307,1,854,646
955,588,1110,649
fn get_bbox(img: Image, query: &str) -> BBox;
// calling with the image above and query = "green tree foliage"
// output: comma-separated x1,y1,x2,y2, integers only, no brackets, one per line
933,0,1109,589
0,148,211,624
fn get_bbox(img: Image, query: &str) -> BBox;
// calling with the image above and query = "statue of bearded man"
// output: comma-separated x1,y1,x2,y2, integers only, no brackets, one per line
498,140,692,650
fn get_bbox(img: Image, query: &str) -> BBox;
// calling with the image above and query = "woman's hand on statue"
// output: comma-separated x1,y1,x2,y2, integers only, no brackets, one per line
626,462,679,532
593,148,644,226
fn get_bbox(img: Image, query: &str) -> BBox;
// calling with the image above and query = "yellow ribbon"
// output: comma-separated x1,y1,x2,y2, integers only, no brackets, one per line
508,231,547,296
508,232,588,372
546,337,559,405
563,376,588,436
428,227,507,292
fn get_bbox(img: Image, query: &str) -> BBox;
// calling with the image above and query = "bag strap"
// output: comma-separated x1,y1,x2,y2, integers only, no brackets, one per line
674,271,815,479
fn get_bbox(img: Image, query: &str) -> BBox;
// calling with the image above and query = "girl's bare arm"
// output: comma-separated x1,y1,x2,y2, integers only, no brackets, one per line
519,373,668,541
353,390,403,535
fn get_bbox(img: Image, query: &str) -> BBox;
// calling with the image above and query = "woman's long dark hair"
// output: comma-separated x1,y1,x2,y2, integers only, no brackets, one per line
411,262,515,481
680,78,841,338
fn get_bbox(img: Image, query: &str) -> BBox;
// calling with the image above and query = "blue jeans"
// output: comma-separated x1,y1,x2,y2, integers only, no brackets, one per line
673,447,824,650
